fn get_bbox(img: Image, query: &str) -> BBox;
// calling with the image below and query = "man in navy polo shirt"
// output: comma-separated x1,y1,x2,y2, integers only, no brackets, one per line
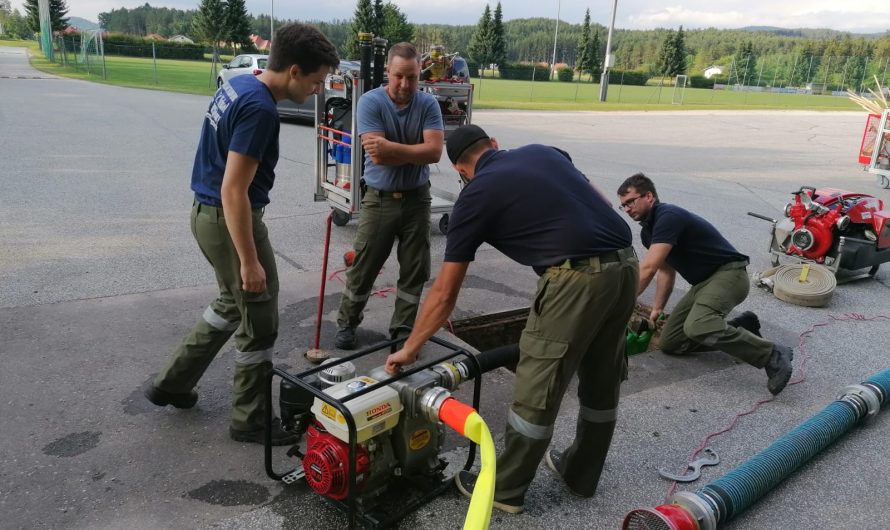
384,124,639,512
144,24,339,445
617,173,793,396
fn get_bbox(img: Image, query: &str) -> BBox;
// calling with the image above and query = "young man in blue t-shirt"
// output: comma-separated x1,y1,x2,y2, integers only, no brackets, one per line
617,172,793,396
144,24,339,445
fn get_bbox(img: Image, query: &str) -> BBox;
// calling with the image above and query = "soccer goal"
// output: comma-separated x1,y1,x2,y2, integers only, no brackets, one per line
672,74,688,104
56,29,106,79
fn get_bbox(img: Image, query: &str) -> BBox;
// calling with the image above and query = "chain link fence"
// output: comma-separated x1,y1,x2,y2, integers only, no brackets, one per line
35,39,890,107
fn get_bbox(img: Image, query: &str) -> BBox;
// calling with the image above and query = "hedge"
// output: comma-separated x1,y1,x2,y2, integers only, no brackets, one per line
499,63,551,81
607,70,649,86
58,33,218,61
102,34,208,60
557,66,574,82
688,75,715,89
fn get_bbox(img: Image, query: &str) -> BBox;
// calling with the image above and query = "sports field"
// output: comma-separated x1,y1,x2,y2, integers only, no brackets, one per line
2,39,861,111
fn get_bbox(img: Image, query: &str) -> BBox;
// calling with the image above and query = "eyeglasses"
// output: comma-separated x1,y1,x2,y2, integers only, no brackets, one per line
618,195,644,210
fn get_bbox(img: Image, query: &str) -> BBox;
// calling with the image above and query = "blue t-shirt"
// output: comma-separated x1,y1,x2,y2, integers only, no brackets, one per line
640,202,749,285
444,145,632,269
356,87,443,191
191,75,280,208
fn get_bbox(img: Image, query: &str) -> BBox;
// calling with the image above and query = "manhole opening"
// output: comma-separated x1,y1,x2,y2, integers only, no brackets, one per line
447,304,664,355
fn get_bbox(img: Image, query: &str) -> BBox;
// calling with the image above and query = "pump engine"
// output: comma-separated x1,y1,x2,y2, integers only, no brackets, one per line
273,344,516,517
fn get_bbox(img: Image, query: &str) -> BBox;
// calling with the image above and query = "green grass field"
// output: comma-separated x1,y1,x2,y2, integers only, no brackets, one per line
1,39,861,111
472,77,860,111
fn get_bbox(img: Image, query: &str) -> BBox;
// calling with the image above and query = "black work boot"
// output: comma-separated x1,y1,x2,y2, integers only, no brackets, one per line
143,382,198,409
229,417,298,446
454,470,524,514
728,311,762,337
335,327,357,349
765,344,794,395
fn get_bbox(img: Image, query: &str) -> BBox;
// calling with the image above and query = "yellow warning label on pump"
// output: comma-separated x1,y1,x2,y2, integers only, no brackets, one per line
409,428,432,450
321,403,344,424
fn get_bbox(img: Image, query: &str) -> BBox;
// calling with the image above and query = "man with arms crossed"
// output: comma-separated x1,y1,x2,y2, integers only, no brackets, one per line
333,42,444,352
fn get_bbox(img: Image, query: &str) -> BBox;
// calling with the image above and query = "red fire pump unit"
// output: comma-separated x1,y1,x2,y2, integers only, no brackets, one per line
263,337,516,529
749,186,890,278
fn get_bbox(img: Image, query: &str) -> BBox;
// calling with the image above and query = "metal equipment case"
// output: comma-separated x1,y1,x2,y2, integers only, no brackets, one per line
859,108,890,189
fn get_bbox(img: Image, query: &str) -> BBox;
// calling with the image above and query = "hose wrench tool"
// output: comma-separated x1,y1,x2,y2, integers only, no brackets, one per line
658,448,720,482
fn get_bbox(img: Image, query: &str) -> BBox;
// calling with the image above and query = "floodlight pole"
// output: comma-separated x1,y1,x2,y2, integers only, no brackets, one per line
550,0,561,80
599,0,618,101
270,0,274,44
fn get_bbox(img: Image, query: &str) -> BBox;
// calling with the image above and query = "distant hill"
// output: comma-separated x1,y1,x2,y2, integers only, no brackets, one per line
68,17,100,30
738,25,886,39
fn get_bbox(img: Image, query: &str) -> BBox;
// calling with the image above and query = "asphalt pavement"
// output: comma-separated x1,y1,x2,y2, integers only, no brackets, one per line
2,46,890,530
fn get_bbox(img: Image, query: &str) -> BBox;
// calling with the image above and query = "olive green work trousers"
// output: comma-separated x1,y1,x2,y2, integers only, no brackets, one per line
154,201,279,431
496,248,639,502
659,261,773,368
337,184,432,337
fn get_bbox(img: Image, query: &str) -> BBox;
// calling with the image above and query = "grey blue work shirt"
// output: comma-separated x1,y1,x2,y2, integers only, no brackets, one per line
356,87,443,191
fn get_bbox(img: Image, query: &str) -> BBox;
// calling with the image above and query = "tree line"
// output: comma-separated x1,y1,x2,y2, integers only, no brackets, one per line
3,0,889,84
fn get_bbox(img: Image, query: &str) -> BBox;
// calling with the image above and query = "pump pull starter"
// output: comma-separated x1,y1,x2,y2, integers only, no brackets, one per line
658,448,720,482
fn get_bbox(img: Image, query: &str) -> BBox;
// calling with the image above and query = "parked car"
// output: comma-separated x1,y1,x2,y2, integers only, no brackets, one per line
216,54,268,87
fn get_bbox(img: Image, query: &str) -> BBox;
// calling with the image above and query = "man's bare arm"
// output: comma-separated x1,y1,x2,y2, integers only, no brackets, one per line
220,151,264,293
362,129,444,166
637,242,673,296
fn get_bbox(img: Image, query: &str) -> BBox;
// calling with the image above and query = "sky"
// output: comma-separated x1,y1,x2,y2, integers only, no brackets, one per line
17,0,890,35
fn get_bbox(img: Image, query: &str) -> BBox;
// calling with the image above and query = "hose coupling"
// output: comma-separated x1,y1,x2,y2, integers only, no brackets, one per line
419,386,452,423
430,362,463,391
839,384,882,421
670,491,718,530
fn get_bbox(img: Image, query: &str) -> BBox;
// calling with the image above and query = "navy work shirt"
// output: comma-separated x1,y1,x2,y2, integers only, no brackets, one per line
191,75,280,208
444,145,632,269
640,201,748,285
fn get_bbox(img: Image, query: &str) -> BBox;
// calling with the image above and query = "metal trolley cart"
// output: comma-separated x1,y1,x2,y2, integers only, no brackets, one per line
313,35,474,233
858,108,890,189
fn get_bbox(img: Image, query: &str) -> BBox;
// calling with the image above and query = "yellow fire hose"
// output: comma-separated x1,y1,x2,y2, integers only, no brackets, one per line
755,263,837,307
439,398,496,530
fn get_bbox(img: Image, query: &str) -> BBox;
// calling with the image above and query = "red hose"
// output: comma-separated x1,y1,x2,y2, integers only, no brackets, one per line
314,211,333,350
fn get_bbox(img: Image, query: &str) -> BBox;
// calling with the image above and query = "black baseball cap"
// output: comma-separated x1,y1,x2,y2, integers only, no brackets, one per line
446,124,490,164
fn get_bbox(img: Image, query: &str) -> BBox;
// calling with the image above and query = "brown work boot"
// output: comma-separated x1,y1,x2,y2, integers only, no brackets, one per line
765,344,794,395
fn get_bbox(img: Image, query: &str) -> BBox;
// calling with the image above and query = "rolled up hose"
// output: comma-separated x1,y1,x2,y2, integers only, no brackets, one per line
757,263,836,307
439,398,496,530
